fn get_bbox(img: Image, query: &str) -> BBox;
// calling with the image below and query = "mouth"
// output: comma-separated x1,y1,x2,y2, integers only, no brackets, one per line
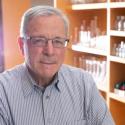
40,61,56,65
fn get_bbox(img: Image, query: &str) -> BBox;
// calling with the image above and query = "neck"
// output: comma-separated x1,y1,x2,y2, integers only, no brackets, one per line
26,65,55,87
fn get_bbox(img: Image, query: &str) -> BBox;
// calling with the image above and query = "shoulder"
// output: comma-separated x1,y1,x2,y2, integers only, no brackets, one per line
60,64,93,81
59,64,97,109
0,64,26,103
0,64,25,123
0,64,25,88
60,64,84,75
59,64,95,89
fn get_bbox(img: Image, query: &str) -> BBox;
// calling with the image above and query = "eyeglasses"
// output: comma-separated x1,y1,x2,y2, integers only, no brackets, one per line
23,36,69,48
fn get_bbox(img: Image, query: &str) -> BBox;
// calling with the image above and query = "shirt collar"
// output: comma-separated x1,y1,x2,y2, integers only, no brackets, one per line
21,63,60,98
21,63,35,97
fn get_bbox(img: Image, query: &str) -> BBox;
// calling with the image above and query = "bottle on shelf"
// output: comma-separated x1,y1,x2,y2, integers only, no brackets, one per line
79,20,89,47
120,41,125,58
114,16,121,30
84,56,106,85
89,16,98,48
112,43,117,56
113,41,125,58
117,16,125,31
86,0,94,3
79,23,85,44
77,0,86,4
87,26,91,45
73,56,79,67
79,56,86,69
72,16,106,50
116,44,120,57
123,16,125,31
70,0,87,4
70,0,78,4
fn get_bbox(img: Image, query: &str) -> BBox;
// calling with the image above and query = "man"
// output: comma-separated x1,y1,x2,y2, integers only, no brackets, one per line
0,5,115,125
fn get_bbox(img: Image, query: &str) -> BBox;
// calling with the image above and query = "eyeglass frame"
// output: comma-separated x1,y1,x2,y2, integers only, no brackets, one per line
22,36,69,48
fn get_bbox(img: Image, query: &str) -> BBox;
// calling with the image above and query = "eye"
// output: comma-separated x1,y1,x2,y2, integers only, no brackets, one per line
31,37,46,45
53,38,64,45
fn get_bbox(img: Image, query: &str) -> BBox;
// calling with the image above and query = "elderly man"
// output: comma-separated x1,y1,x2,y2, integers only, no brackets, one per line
0,5,115,125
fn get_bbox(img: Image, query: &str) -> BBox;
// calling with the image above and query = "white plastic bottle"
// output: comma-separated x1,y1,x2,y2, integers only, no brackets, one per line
79,20,88,46
123,16,125,31
118,16,125,31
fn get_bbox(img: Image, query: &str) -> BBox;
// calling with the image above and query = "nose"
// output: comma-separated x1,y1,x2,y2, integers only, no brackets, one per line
43,40,54,56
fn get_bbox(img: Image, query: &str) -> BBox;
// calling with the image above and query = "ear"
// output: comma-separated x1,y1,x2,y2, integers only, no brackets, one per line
18,37,24,56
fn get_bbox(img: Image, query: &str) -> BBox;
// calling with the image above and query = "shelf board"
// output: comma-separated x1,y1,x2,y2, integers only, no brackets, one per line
71,3,107,10
97,84,107,92
110,2,125,8
72,44,107,56
109,92,125,103
110,56,125,64
110,30,125,37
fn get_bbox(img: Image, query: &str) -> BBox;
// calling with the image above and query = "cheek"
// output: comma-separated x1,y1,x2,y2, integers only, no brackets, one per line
24,46,40,62
30,49,41,60
57,49,65,62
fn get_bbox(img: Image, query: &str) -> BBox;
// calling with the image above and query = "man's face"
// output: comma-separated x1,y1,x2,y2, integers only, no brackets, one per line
19,15,67,82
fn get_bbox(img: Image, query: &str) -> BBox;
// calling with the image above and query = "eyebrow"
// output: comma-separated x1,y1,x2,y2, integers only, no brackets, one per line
30,35,66,39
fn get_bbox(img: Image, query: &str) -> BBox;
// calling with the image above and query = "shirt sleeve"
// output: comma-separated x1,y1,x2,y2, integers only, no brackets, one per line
86,75,115,125
0,99,9,125
0,81,12,125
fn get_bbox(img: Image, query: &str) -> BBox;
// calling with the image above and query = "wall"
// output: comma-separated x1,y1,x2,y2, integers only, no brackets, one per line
2,0,53,70
2,0,30,69
31,0,54,6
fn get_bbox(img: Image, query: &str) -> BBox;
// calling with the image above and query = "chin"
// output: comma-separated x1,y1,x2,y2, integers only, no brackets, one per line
39,70,56,78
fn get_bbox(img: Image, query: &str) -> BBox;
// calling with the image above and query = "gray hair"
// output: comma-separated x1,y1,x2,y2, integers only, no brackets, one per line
20,5,69,37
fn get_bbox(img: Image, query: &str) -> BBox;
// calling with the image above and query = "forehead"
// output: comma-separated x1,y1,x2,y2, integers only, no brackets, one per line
26,15,66,37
